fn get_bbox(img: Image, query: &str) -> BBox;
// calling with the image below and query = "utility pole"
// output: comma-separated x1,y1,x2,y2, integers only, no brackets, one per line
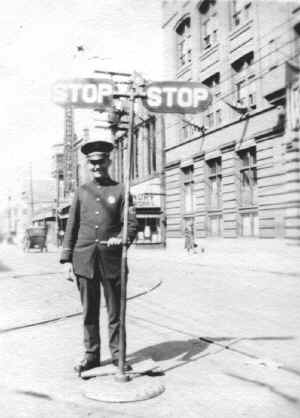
56,164,60,246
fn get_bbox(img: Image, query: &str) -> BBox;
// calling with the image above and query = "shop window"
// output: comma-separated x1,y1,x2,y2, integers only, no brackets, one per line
182,165,194,213
176,17,192,69
232,0,252,27
199,0,218,50
241,212,258,236
239,147,257,206
136,217,161,244
207,157,222,209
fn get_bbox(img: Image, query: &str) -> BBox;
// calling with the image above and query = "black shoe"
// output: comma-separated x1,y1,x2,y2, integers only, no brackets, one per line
112,359,132,372
74,358,100,375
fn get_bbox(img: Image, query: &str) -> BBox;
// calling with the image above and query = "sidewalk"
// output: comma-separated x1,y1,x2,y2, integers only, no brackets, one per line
149,237,300,276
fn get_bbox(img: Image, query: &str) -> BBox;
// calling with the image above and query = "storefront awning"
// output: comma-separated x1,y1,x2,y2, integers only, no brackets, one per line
135,206,162,218
136,213,161,219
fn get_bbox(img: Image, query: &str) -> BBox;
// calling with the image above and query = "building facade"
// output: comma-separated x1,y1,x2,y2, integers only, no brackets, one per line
113,102,166,246
162,0,300,243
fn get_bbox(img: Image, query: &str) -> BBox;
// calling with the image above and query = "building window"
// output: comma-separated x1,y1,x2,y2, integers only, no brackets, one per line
294,23,300,68
144,117,157,177
207,157,222,209
232,52,256,109
181,116,200,141
267,39,278,71
232,0,252,27
203,72,221,130
131,131,139,180
199,0,218,50
176,17,191,69
181,118,190,140
239,147,257,206
206,112,214,129
182,165,194,213
209,214,223,236
216,109,222,126
290,84,300,131
241,212,258,237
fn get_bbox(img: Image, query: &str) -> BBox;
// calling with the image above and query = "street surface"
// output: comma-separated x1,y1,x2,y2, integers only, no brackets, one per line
0,239,299,417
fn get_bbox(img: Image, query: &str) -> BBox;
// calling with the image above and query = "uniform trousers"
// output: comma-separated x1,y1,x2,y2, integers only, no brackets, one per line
76,251,125,362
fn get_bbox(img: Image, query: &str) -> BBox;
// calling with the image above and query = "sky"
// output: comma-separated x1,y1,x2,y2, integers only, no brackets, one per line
0,0,164,209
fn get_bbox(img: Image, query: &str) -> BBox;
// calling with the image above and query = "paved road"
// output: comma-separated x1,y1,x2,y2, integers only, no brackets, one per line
0,240,299,417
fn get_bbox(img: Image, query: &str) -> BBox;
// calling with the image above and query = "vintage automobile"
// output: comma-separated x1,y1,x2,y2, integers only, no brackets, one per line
23,226,48,252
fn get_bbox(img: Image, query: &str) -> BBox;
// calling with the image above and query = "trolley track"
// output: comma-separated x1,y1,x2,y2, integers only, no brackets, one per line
1,276,298,380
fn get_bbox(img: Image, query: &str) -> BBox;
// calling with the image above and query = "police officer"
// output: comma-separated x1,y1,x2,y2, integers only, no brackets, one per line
60,140,137,374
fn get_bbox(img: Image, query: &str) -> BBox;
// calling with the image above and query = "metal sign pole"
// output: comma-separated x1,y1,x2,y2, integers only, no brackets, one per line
53,69,165,402
117,80,135,381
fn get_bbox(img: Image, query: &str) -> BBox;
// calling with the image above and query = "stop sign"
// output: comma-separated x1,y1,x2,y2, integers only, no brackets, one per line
143,81,212,114
52,78,114,109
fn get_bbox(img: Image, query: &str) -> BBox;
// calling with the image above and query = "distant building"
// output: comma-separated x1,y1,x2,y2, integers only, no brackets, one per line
162,0,300,244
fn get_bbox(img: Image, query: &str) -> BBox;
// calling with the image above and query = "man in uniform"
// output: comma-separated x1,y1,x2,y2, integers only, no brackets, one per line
60,140,137,374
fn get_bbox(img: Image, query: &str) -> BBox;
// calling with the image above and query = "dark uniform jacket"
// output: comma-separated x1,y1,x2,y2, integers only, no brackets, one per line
60,178,137,280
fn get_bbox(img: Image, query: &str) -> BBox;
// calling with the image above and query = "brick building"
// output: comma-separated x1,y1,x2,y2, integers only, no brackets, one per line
162,0,300,243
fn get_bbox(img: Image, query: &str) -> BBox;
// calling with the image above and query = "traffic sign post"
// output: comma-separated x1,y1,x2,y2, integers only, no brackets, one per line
52,71,212,403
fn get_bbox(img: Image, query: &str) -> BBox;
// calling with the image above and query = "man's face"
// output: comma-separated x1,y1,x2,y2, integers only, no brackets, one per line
88,157,111,179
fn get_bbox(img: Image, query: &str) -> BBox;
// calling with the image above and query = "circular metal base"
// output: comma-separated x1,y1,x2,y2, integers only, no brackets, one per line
84,375,165,403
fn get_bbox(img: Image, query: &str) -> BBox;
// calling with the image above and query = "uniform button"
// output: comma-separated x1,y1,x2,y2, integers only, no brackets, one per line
96,198,100,202
95,225,99,229
95,211,100,215
95,239,99,243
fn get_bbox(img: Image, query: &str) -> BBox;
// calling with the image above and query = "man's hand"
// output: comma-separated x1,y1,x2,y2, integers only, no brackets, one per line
64,262,75,282
107,237,122,247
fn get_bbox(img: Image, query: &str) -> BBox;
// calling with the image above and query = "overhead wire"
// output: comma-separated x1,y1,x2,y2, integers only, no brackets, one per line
160,12,300,131
163,44,300,133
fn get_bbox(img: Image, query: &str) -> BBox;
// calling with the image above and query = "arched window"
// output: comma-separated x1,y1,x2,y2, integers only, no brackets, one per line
176,17,192,68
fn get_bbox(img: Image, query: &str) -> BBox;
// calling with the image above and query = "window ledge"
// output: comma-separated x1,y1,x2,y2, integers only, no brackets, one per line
199,43,219,60
238,206,258,212
208,209,222,214
176,62,192,78
229,18,253,41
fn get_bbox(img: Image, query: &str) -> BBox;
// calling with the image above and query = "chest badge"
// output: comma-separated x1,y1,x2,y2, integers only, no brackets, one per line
107,195,116,204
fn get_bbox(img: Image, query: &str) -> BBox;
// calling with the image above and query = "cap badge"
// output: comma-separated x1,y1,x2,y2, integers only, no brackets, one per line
107,196,116,204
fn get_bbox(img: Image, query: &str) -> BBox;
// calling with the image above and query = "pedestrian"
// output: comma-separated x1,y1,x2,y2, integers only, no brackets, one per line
60,140,138,375
184,220,197,254
57,229,64,247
